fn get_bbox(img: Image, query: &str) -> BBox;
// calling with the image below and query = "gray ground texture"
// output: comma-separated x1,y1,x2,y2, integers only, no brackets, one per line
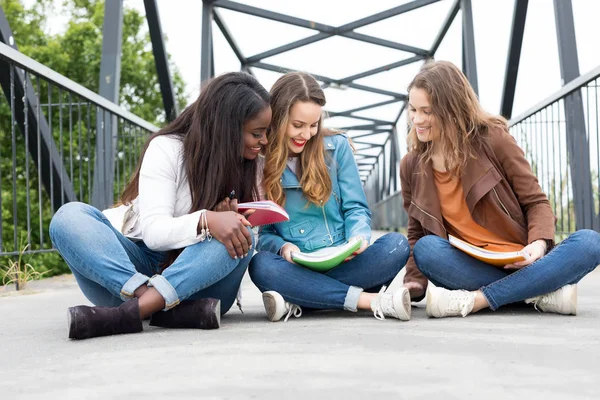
1,231,599,399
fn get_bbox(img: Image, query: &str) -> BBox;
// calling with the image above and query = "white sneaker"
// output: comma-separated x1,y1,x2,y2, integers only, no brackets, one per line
525,284,577,315
370,286,411,321
262,291,302,322
425,285,475,318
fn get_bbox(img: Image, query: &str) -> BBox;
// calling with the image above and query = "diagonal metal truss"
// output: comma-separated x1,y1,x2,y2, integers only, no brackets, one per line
199,0,468,194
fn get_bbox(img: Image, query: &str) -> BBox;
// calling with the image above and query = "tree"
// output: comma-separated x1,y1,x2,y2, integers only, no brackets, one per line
0,0,187,278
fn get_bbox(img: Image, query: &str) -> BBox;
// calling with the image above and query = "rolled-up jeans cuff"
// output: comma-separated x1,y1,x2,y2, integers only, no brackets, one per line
120,273,149,301
343,286,364,312
481,287,499,311
148,274,180,310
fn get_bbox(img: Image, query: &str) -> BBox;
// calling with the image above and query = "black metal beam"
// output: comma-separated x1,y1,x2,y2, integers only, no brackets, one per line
246,33,330,64
214,0,334,32
348,130,391,140
341,31,429,55
217,0,432,63
553,0,595,230
339,55,424,84
355,155,379,160
500,0,528,119
430,0,460,55
92,0,123,210
250,61,406,99
144,0,178,122
352,141,385,148
339,0,441,31
389,126,401,192
327,112,394,126
213,9,246,65
393,101,408,126
336,99,402,116
201,0,214,84
0,8,76,211
460,0,478,95
338,123,391,130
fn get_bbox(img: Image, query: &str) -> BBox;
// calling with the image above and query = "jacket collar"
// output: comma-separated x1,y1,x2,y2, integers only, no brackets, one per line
281,137,338,188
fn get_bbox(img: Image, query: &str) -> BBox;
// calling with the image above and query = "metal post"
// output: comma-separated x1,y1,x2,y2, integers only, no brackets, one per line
0,6,76,211
201,0,214,84
144,0,179,122
92,0,123,210
553,0,595,230
460,0,478,95
500,0,528,119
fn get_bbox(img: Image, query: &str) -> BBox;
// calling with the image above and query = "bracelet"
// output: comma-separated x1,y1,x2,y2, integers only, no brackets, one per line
198,210,212,242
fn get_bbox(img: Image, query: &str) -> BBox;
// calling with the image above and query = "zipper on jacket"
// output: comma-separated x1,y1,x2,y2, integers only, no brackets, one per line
492,187,512,219
332,190,340,204
320,200,334,244
410,201,446,233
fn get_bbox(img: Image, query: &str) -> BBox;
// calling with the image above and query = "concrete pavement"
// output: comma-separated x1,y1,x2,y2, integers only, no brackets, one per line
1,231,599,399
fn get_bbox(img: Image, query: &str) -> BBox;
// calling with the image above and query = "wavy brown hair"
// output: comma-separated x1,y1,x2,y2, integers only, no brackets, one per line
407,60,507,176
264,72,332,206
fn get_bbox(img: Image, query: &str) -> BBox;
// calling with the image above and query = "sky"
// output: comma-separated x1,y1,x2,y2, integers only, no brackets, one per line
34,0,600,127
30,0,600,175
31,0,600,119
126,0,600,121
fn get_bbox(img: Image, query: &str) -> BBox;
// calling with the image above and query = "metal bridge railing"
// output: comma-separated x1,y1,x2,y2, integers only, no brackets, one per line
370,64,600,236
509,64,600,239
0,42,157,257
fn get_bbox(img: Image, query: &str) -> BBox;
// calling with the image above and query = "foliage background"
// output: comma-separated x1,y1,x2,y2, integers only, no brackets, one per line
0,0,187,280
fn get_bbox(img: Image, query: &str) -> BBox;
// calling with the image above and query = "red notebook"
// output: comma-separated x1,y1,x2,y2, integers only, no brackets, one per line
237,200,290,227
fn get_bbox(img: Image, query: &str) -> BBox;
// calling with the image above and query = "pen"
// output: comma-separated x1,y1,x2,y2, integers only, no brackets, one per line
229,190,236,200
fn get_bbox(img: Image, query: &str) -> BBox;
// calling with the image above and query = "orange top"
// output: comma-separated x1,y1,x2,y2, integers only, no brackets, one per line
433,169,523,252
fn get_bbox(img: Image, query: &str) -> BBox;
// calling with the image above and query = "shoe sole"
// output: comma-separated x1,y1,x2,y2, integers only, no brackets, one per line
215,300,222,328
262,292,280,322
201,298,221,329
67,308,74,339
394,287,411,321
568,285,577,315
403,288,412,320
425,286,438,318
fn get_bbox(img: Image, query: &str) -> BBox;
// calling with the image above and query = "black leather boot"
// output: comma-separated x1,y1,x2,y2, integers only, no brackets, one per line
149,298,221,329
68,298,143,340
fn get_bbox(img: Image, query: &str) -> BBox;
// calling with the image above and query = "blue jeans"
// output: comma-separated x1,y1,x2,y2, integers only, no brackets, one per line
413,230,600,310
249,232,410,311
49,202,253,314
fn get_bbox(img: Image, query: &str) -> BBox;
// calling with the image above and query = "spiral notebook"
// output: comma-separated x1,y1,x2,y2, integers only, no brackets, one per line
237,200,289,227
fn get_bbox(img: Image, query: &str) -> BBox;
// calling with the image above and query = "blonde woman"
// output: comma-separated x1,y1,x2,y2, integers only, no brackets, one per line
401,60,600,317
249,72,411,323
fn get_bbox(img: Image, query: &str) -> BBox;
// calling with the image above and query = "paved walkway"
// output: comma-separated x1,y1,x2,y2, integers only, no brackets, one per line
1,232,599,399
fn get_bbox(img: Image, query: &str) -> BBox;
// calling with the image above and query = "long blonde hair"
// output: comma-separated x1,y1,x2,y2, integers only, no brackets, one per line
407,60,507,176
264,72,332,206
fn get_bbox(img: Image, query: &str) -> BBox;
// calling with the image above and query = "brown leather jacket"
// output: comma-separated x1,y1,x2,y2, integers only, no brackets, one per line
400,127,556,299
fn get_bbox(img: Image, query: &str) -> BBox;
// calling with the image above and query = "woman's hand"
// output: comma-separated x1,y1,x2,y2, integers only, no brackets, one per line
204,210,252,258
344,236,368,262
280,243,300,264
214,197,238,213
215,197,255,219
504,240,547,270
403,281,425,300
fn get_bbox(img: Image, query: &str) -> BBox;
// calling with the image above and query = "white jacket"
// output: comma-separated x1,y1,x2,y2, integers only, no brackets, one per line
102,135,205,251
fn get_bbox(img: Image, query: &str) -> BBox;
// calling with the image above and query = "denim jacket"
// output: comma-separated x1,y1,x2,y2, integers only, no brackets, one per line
257,134,372,254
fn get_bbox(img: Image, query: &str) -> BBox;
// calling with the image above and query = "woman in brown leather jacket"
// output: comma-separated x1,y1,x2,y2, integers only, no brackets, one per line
400,60,600,318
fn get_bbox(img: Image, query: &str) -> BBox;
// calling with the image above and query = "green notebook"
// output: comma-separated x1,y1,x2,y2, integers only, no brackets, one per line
291,238,363,272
